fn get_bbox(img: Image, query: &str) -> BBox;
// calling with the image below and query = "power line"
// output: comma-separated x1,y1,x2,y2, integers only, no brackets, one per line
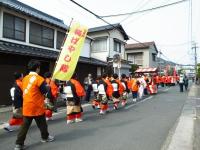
99,0,189,18
119,0,154,23
69,0,160,52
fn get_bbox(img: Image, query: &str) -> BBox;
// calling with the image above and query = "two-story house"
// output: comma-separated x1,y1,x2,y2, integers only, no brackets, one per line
88,24,131,75
125,41,158,68
0,0,106,105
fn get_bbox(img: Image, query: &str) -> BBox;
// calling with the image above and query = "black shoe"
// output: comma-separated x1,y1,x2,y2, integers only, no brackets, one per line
92,105,95,109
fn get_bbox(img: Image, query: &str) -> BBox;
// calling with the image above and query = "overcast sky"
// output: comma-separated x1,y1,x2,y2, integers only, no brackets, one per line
19,0,200,65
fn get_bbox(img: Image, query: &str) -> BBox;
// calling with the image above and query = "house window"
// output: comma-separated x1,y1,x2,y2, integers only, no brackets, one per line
57,31,66,50
127,53,143,65
30,22,54,48
92,38,107,52
3,13,26,41
114,40,121,53
152,53,156,61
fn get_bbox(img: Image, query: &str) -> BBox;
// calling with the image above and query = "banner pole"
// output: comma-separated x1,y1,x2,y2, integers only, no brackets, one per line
51,18,74,79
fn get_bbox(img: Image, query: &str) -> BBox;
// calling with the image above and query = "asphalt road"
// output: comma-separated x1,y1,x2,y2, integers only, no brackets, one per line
0,85,187,150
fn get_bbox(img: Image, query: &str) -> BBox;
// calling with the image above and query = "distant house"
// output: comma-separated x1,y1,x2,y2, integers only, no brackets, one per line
0,0,106,105
88,24,131,75
125,41,158,68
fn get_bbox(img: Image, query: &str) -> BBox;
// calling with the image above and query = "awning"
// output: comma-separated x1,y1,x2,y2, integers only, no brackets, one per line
135,67,157,73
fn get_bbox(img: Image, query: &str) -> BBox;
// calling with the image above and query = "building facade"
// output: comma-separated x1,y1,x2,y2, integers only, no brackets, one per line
125,41,158,68
0,0,106,105
88,24,131,75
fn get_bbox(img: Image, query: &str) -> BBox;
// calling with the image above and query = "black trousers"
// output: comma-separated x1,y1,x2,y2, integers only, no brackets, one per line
16,114,49,145
179,83,184,92
84,86,92,102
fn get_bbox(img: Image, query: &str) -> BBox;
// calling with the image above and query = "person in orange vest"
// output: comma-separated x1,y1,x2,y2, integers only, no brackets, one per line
4,72,23,132
64,73,85,124
44,72,59,121
97,74,113,114
121,74,130,106
160,75,164,87
111,73,124,110
14,60,54,150
91,76,101,109
155,75,160,88
166,76,171,86
130,75,140,102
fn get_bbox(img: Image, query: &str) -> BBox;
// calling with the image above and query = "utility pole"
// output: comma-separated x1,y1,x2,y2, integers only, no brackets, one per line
192,42,198,83
158,50,162,76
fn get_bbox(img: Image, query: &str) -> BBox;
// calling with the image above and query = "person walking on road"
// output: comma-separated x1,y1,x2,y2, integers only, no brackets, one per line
97,74,113,115
84,73,93,102
64,73,85,124
184,75,189,91
130,75,140,102
14,60,54,150
44,72,59,121
4,72,23,132
111,73,124,110
179,74,184,92
120,74,130,106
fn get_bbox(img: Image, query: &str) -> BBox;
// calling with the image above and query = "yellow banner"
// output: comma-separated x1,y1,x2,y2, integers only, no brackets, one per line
52,22,88,81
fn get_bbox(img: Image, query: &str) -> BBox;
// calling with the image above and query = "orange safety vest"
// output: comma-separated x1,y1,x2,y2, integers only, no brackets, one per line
104,79,113,97
45,78,59,99
70,79,86,97
22,72,45,116
116,79,125,95
130,78,139,92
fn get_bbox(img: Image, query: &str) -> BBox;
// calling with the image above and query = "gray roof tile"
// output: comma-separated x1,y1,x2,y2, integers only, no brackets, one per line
89,23,129,40
0,0,68,29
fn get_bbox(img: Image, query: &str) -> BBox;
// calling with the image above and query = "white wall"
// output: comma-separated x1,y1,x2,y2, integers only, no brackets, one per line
91,51,108,62
80,38,91,58
109,29,126,59
88,31,109,61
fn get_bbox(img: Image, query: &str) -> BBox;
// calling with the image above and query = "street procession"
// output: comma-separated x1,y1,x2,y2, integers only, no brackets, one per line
0,0,199,150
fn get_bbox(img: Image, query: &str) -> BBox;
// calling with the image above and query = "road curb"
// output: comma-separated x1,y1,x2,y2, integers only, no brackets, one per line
162,84,196,150
0,106,12,113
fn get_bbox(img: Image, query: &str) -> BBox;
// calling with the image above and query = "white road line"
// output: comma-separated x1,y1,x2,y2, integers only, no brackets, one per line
125,96,153,110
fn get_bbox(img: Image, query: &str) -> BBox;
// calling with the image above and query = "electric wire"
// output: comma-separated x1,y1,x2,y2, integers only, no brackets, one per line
99,0,189,18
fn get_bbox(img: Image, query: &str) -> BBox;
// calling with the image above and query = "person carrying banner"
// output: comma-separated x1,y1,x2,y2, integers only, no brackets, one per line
97,74,113,114
14,60,54,150
120,74,130,106
64,73,85,124
111,74,124,110
4,72,23,132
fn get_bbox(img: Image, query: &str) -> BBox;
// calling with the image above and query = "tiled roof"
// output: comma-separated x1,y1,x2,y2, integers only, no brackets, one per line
0,0,68,29
125,41,158,53
0,40,107,66
0,40,58,59
89,23,129,40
